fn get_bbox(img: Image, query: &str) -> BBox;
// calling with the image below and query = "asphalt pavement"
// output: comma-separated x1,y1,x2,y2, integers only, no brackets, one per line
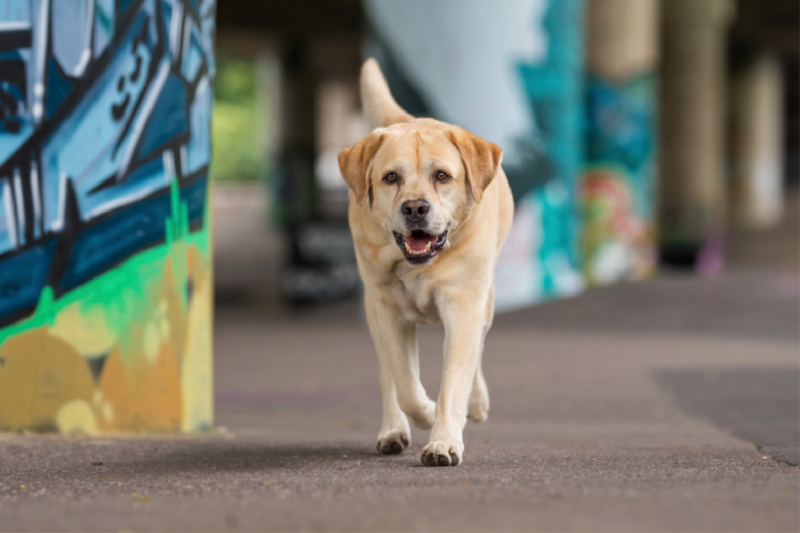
0,266,798,532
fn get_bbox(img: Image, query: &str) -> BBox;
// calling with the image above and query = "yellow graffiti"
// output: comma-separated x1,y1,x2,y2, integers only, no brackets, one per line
56,400,98,435
0,331,94,431
50,303,117,357
0,181,214,434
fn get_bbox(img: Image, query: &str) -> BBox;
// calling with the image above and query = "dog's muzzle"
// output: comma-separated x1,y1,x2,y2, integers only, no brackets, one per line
393,230,448,265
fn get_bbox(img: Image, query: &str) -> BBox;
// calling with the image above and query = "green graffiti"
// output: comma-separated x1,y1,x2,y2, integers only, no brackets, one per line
166,177,190,315
0,187,208,352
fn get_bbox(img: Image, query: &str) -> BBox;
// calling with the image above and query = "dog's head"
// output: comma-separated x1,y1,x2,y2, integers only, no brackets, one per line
338,60,502,266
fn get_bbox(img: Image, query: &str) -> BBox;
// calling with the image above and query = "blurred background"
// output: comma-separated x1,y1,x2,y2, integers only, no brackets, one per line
211,0,798,310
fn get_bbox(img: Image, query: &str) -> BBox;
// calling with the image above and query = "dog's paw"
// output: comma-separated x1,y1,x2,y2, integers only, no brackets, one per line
467,372,489,423
376,431,410,455
420,440,463,467
467,394,489,423
404,398,436,430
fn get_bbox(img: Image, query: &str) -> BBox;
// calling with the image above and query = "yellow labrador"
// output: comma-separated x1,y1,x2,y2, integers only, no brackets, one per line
338,59,514,466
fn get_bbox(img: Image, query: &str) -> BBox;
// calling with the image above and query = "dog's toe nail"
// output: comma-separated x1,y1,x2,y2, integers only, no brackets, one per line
380,443,393,454
401,435,409,447
437,455,449,466
376,442,382,453
390,442,402,454
449,452,459,466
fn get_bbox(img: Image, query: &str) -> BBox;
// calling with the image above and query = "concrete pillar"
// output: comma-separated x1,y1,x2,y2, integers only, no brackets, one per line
0,0,215,433
582,0,659,285
587,0,659,81
659,0,735,269
730,53,785,229
280,41,318,225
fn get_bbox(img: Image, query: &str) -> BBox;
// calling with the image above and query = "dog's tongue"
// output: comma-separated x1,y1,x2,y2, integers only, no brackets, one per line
404,231,436,252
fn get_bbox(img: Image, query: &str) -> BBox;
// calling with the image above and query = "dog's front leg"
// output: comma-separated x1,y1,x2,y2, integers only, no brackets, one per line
421,293,487,467
365,292,436,454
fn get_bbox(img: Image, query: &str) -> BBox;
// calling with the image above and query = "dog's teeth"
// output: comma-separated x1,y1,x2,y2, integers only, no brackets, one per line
402,237,434,256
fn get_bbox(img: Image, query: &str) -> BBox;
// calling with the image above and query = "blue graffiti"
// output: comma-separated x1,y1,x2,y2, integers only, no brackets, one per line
0,0,215,325
514,0,584,298
585,74,656,219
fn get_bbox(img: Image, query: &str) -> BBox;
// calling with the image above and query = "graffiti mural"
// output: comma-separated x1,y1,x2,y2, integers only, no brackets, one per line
581,74,656,284
0,0,215,433
498,0,585,306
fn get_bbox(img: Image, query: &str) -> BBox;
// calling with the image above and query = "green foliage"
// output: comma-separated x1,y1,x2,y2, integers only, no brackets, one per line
211,56,264,182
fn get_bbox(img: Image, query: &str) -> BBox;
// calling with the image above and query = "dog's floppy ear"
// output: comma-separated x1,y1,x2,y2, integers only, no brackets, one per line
338,132,385,207
446,128,503,204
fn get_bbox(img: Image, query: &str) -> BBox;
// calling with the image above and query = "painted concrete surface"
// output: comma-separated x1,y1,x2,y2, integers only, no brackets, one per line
1,269,798,532
0,0,216,434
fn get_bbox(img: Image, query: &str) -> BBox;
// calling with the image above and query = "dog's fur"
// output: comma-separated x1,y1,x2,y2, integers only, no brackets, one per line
338,59,514,466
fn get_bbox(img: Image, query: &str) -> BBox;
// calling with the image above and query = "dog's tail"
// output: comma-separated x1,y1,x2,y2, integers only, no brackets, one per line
360,58,413,129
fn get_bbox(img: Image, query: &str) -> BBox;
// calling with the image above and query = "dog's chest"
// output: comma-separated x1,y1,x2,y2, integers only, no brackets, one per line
389,274,442,326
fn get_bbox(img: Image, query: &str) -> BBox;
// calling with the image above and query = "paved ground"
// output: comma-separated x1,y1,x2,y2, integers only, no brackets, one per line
1,267,798,532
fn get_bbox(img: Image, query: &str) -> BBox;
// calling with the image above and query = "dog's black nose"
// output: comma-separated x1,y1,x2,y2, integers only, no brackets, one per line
401,199,430,220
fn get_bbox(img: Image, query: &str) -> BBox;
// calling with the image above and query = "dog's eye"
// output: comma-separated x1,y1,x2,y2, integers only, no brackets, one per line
435,171,450,182
383,172,397,183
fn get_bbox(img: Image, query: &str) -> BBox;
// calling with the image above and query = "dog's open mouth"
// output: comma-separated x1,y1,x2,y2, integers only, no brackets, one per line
393,230,448,264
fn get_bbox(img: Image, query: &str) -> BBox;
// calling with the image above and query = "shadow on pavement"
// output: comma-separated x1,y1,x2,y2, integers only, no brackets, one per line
655,367,800,466
107,443,380,475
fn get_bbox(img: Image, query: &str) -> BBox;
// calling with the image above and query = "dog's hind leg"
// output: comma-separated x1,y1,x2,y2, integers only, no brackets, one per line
467,363,490,423
468,292,494,423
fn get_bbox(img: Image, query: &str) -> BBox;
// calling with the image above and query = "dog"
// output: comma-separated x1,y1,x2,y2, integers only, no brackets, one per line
338,59,514,466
